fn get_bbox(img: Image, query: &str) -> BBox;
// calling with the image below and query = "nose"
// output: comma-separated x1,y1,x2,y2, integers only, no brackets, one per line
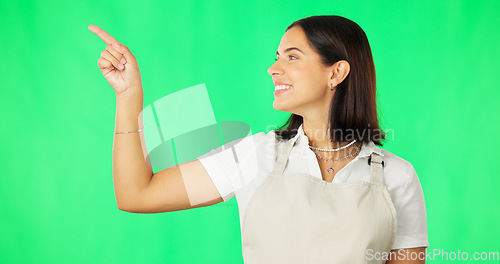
267,60,284,77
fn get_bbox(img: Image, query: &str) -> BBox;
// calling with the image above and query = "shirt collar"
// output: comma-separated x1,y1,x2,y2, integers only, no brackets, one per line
294,123,384,158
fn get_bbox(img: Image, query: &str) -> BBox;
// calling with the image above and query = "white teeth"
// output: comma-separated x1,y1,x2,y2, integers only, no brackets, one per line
275,85,293,91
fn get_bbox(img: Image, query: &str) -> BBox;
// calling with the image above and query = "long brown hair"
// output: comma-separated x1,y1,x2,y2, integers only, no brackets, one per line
274,15,386,146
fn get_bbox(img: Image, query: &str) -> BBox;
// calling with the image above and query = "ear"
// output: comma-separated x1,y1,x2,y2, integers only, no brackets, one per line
328,60,350,87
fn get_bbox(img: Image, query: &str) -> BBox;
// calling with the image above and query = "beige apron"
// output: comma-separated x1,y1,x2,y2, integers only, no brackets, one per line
241,136,397,264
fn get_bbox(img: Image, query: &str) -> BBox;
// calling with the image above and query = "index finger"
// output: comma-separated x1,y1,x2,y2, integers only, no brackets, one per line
88,24,122,47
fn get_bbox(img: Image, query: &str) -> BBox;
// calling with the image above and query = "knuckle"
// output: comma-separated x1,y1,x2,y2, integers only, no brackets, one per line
106,45,114,53
97,58,108,67
98,57,110,64
121,45,131,53
106,44,117,53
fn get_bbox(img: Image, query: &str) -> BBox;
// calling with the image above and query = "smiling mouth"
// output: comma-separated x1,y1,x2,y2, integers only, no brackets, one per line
274,84,293,91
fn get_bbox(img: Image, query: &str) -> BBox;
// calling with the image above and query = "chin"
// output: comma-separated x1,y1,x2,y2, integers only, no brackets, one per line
273,100,294,113
272,101,285,111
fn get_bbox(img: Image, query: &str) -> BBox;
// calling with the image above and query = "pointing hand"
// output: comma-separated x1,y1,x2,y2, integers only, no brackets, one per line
88,24,143,95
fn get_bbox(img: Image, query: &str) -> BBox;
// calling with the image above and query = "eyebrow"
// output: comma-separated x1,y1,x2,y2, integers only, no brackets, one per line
276,47,305,56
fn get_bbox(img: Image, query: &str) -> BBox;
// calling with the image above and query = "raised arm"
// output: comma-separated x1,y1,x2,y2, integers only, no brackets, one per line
88,24,222,213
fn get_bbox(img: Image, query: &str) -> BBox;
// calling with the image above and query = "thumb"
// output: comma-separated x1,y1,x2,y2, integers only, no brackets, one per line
112,43,137,64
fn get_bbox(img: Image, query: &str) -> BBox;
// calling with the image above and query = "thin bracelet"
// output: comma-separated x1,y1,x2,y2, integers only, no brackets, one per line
113,127,145,134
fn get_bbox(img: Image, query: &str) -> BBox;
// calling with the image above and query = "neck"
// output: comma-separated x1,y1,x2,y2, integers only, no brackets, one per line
302,119,360,159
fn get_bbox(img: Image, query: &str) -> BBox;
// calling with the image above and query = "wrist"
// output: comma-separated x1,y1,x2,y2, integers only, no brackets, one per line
116,88,143,107
116,86,143,99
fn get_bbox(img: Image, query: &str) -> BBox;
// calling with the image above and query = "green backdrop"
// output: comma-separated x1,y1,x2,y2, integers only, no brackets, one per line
1,0,499,263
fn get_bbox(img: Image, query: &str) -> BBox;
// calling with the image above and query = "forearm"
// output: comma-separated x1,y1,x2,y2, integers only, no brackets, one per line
112,89,153,210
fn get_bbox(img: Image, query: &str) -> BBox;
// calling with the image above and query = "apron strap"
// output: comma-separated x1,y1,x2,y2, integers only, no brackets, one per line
271,135,299,175
369,153,385,186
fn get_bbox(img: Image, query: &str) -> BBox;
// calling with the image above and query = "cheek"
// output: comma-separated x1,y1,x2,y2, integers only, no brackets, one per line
289,66,325,94
290,62,321,80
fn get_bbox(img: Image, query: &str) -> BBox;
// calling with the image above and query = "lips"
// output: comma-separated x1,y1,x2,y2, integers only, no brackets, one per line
274,81,293,90
275,84,292,91
274,81,292,86
273,81,292,96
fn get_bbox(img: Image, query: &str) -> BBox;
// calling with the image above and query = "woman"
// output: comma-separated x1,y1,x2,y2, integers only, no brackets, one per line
90,15,428,263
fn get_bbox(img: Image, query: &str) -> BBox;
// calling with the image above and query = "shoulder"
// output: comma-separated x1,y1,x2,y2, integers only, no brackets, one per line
375,147,428,249
378,148,416,174
197,129,277,161
195,129,278,202
375,147,420,189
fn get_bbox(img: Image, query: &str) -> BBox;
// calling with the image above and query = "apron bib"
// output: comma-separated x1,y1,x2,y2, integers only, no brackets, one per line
241,136,397,264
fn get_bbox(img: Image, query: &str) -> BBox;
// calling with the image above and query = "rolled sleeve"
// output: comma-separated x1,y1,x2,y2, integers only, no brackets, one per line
197,152,235,203
391,165,430,249
196,132,265,203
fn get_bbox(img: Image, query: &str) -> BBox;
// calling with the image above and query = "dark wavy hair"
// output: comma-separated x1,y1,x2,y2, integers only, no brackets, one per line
274,15,386,146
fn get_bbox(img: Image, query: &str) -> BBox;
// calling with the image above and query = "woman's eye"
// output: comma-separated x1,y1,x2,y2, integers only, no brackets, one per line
274,55,298,61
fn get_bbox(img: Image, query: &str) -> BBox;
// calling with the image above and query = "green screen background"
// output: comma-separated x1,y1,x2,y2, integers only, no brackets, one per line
1,0,499,263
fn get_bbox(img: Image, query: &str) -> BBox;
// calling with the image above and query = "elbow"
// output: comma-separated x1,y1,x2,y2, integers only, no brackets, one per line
117,204,140,213
115,191,144,213
115,186,154,213
116,200,137,213
117,200,149,213
117,204,130,212
117,203,130,212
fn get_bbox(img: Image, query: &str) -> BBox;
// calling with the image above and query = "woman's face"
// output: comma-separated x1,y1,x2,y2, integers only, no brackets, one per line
268,26,335,115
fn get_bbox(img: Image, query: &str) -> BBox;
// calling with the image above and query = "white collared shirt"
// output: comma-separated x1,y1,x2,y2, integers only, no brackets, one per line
197,124,429,249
